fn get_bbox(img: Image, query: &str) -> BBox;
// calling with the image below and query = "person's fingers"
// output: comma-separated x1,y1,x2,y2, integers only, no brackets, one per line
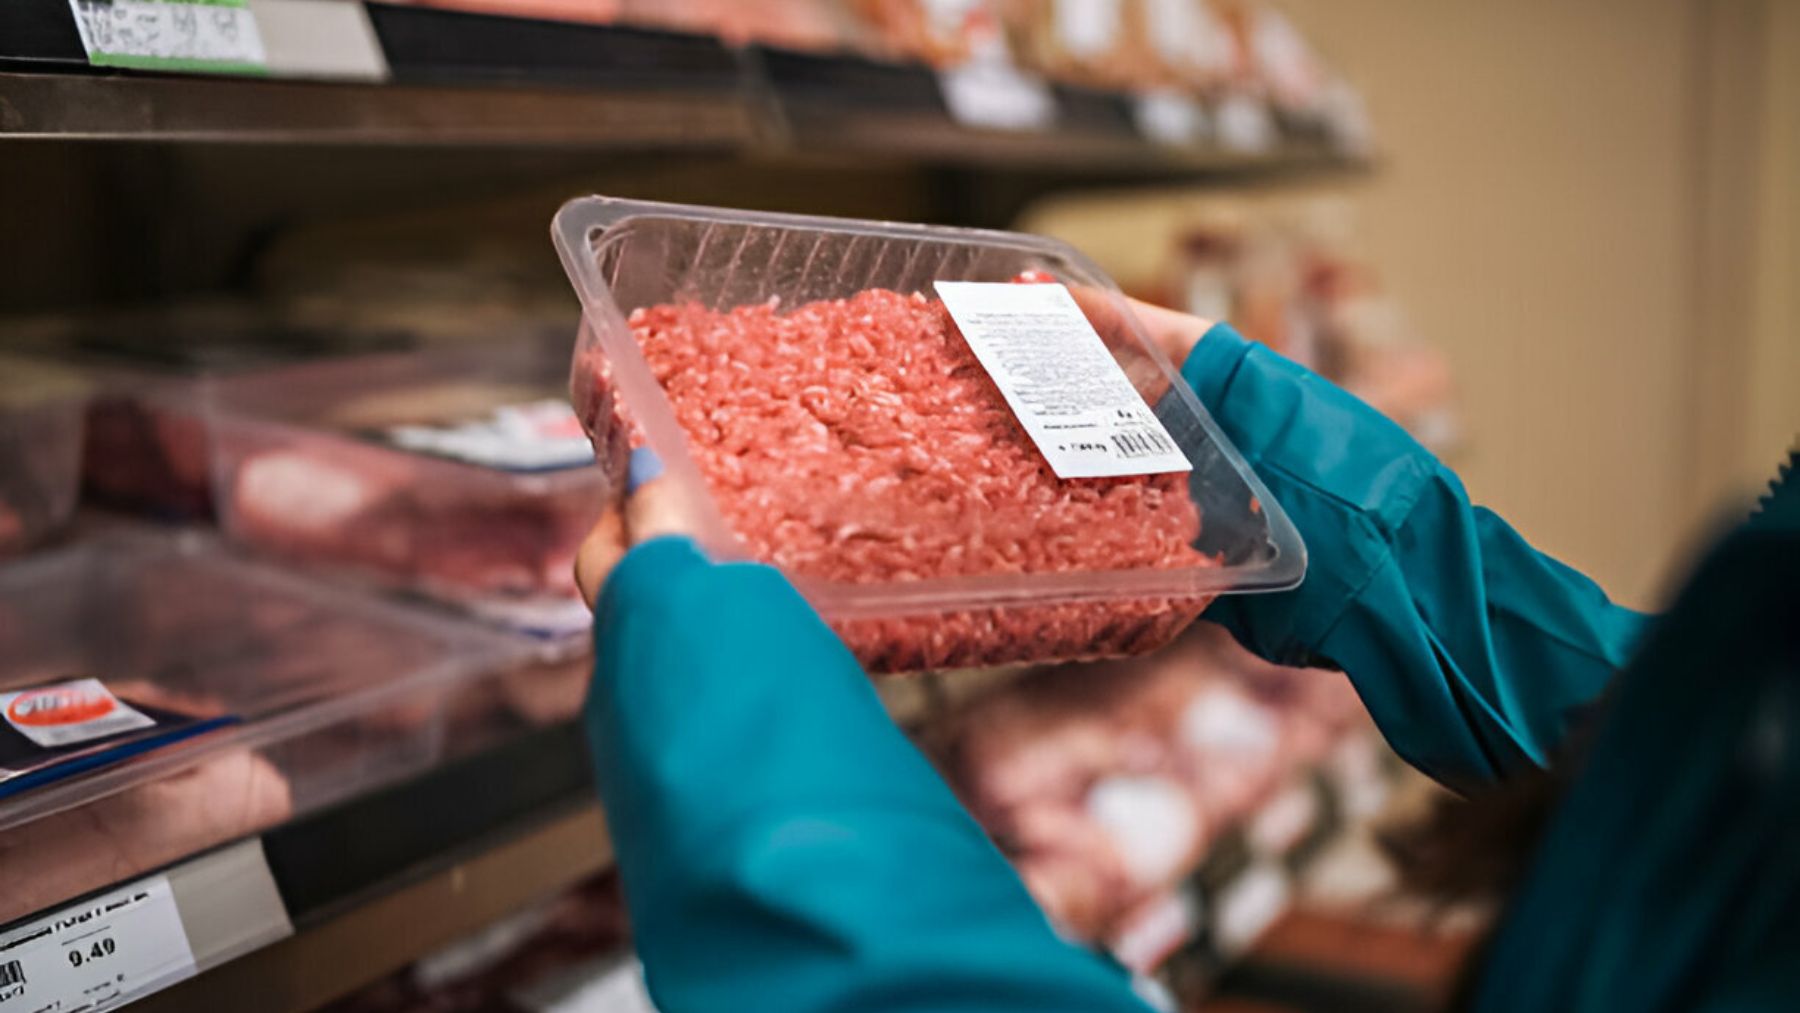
574,448,707,609
624,472,701,546
624,448,708,548
1063,286,1212,371
1122,296,1213,370
574,507,627,609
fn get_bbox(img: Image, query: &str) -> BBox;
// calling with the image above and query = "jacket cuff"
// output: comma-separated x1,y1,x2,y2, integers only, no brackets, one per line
1180,322,1257,412
598,535,711,628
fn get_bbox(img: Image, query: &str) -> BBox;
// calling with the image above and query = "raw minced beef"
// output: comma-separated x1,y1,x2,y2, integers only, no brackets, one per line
585,287,1217,671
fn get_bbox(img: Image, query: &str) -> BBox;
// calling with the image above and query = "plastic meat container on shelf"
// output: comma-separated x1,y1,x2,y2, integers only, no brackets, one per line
209,334,609,639
931,621,1368,950
0,529,529,925
554,196,1304,673
4,304,416,521
0,357,87,556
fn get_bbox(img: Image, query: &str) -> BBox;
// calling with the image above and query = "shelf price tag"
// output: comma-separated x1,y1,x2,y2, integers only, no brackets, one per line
939,61,1056,133
0,874,197,1011
1215,93,1277,154
67,0,268,75
935,3,1054,132
1133,90,1210,147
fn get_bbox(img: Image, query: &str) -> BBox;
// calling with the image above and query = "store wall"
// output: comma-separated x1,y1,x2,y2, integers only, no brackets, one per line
1275,0,1714,608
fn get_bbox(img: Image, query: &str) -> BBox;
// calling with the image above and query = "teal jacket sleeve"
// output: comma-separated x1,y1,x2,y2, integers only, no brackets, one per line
1184,324,1650,790
585,536,1151,1013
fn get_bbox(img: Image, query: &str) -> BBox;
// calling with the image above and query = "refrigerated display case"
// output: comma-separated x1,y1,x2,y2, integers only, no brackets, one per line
0,356,85,555
211,333,607,639
0,528,534,926
932,620,1372,960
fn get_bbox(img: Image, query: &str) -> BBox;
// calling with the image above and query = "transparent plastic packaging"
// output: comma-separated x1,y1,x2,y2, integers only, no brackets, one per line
0,529,529,924
0,357,87,556
209,335,609,633
932,621,1366,941
4,302,416,520
554,196,1304,672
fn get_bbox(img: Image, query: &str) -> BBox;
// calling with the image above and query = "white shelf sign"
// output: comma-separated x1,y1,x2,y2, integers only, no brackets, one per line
0,875,198,1012
67,0,268,74
940,62,1056,133
1134,90,1210,147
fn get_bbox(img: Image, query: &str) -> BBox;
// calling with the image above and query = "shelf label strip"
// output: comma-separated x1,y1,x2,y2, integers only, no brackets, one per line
0,875,197,1011
66,0,270,75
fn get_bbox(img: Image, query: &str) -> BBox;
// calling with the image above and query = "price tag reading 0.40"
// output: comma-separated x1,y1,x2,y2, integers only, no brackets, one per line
0,875,197,1011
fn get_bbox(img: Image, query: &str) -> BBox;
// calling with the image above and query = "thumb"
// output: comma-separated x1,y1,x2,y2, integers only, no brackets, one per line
623,448,703,545
575,448,708,609
574,507,627,610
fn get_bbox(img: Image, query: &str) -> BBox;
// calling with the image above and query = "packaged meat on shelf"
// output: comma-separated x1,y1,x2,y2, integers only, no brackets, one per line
554,196,1304,674
617,0,859,51
1022,192,1459,453
1136,0,1240,94
0,357,86,557
928,621,1371,957
209,332,608,640
998,0,1161,93
0,528,533,925
326,873,643,1012
374,0,628,25
2,301,417,521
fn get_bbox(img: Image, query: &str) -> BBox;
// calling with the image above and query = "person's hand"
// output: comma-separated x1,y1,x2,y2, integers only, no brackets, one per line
1123,296,1213,370
1061,285,1214,372
574,448,703,608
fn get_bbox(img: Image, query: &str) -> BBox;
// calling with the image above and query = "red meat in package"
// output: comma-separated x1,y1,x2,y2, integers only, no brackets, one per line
578,286,1217,673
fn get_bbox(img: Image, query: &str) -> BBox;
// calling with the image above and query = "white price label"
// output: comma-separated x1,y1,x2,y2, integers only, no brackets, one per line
0,875,197,1011
383,399,594,473
1216,93,1277,154
1053,0,1121,58
935,281,1193,480
0,679,154,750
940,62,1056,132
1134,90,1209,146
511,956,658,1013
467,595,595,640
67,0,267,73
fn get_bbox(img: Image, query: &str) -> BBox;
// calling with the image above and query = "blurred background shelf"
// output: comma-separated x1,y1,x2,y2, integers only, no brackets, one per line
0,71,760,148
0,68,1359,181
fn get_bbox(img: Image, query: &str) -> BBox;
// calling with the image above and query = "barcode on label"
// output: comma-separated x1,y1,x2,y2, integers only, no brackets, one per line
1112,429,1176,459
0,959,23,987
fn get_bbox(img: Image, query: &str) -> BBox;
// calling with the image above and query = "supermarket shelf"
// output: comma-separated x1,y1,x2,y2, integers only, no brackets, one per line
0,70,759,147
138,804,612,1013
0,68,1360,183
0,723,598,1011
0,678,958,1012
2,0,1367,176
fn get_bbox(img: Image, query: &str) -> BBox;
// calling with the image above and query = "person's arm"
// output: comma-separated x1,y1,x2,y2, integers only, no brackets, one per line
1181,324,1649,791
587,536,1151,1013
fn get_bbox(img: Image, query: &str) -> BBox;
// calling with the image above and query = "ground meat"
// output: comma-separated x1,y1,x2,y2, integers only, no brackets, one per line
581,288,1216,672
